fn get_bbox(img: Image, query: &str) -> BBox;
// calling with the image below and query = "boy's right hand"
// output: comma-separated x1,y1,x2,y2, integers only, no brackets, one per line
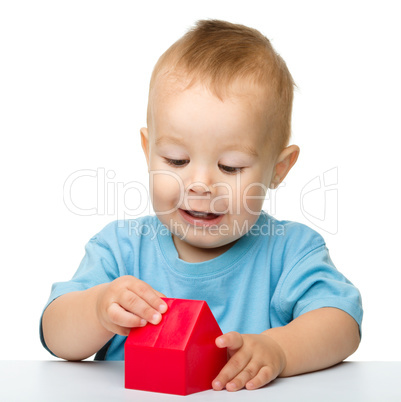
96,275,168,336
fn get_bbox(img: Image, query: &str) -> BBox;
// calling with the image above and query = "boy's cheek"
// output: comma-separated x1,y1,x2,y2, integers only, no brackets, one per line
241,183,266,214
149,172,183,212
150,171,184,194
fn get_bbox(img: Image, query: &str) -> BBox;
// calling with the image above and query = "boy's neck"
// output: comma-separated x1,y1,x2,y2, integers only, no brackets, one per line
172,235,237,263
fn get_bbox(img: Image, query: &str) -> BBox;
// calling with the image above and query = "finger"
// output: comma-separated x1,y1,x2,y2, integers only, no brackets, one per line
155,289,167,298
216,331,243,351
213,350,251,391
225,361,262,392
119,289,163,325
127,279,168,314
107,303,147,336
108,302,147,328
246,365,277,390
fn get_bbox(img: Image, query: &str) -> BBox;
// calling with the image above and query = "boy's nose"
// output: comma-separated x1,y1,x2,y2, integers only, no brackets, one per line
187,181,211,195
186,165,214,194
184,181,212,212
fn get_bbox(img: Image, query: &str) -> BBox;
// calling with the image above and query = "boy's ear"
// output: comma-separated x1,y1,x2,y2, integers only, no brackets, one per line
140,127,150,168
269,145,300,189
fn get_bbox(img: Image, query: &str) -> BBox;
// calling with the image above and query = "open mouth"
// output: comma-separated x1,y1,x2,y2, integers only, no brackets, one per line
179,209,224,226
183,210,223,220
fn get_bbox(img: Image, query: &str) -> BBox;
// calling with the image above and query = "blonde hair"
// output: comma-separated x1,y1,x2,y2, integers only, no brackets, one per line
147,19,295,153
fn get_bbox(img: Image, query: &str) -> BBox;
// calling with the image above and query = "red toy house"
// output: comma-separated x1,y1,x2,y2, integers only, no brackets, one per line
125,298,227,395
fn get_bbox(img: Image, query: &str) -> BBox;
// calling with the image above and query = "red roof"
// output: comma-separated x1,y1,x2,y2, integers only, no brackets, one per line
125,297,227,395
126,298,208,349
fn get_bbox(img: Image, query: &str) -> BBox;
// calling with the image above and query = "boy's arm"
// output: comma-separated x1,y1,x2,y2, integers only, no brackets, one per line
42,276,168,361
213,307,360,391
42,284,113,361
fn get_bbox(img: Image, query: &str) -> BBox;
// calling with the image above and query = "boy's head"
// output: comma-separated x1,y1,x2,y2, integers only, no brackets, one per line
141,20,299,261
147,19,295,155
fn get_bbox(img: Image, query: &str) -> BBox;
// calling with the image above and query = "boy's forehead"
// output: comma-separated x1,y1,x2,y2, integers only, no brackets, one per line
148,75,277,160
154,72,269,102
149,73,270,125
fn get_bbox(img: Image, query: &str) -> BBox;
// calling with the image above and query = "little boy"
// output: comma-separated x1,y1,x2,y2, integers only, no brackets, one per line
41,20,363,391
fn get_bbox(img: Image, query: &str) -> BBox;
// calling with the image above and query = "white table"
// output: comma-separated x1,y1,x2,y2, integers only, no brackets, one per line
1,361,400,401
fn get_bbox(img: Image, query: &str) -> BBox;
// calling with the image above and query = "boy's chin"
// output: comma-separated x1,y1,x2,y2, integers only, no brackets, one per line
176,232,238,250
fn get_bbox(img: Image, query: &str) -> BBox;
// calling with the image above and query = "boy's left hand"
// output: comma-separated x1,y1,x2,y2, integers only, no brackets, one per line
213,332,287,391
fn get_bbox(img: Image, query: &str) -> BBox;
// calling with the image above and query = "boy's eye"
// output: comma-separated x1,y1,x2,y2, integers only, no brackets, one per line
164,158,189,167
163,159,244,174
219,164,244,174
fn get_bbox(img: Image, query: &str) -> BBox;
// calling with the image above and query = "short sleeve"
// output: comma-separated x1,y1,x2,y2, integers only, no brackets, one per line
39,236,122,355
274,244,363,333
47,236,121,304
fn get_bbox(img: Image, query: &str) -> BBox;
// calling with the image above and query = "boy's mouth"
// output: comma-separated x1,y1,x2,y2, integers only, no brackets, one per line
183,210,222,220
179,209,224,226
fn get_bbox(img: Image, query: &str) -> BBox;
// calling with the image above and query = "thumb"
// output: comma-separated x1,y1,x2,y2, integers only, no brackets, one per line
216,331,243,351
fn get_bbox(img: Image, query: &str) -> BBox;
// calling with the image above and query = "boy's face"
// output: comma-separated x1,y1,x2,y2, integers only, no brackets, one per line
141,79,296,261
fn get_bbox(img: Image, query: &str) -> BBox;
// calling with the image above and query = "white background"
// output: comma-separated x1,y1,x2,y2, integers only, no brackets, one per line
1,1,400,361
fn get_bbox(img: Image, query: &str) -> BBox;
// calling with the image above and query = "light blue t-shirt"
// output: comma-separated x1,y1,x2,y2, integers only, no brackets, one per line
40,211,363,360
